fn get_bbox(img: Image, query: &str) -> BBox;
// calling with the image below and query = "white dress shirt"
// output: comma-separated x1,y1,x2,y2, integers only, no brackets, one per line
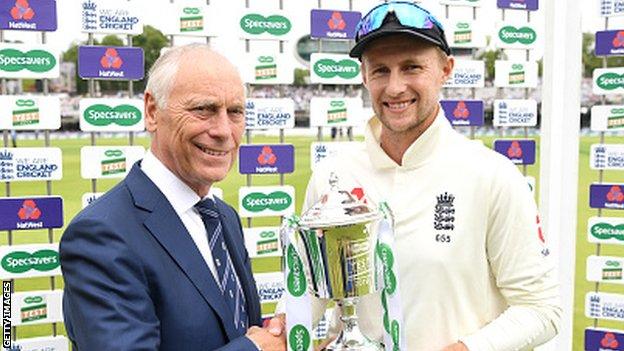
141,149,219,281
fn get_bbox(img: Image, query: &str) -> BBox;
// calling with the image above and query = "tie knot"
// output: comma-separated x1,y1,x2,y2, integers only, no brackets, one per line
195,198,220,219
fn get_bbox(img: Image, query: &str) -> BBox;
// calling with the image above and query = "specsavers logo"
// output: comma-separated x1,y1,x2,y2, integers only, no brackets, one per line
240,14,291,36
286,245,305,297
313,59,359,79
591,222,624,241
597,72,624,91
1,250,59,274
498,26,536,44
101,149,126,176
288,324,311,351
84,104,142,126
12,99,39,126
0,48,56,73
242,191,291,212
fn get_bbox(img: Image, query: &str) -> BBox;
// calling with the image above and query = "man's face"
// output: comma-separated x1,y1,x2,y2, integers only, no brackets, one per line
362,34,453,136
145,51,245,196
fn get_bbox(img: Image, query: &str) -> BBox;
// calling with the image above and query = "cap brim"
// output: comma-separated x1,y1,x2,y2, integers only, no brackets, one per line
349,28,449,59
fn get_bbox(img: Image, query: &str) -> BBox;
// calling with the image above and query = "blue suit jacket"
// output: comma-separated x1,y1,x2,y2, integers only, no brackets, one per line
60,162,262,350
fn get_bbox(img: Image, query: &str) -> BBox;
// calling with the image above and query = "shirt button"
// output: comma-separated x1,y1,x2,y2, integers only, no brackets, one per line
229,290,234,298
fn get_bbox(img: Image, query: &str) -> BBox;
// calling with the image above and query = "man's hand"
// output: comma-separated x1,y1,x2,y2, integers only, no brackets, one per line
247,326,286,351
441,341,469,351
266,313,286,336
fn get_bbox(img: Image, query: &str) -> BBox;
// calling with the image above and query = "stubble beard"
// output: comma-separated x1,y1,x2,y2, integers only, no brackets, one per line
376,102,438,137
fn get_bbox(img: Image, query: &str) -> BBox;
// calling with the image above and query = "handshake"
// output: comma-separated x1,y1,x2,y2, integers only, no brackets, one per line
246,314,334,351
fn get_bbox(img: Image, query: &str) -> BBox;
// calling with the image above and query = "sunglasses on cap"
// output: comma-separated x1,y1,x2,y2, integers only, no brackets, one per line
355,1,446,41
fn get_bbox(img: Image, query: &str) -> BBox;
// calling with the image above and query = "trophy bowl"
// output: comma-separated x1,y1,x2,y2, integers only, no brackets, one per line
292,175,384,350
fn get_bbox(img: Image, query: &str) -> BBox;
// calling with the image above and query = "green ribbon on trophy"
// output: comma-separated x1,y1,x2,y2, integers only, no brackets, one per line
280,189,405,350
281,214,313,351
377,202,406,351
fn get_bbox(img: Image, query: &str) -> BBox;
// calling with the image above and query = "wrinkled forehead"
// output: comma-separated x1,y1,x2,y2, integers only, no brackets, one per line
170,51,244,99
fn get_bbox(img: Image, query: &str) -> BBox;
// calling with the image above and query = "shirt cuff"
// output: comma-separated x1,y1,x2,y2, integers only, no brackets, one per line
246,336,263,351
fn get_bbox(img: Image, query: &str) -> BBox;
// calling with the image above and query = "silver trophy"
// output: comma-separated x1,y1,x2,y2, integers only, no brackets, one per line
292,173,384,350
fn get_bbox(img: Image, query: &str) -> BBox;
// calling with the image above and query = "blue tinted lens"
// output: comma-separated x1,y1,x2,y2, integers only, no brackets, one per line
356,1,444,39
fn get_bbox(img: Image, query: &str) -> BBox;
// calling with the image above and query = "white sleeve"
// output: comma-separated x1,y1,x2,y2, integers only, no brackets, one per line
275,169,330,324
459,160,562,351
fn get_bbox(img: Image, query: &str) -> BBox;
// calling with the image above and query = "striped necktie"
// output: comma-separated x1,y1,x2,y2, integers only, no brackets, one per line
195,198,248,332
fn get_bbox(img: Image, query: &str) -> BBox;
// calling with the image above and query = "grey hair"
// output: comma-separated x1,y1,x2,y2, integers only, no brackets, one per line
145,43,214,109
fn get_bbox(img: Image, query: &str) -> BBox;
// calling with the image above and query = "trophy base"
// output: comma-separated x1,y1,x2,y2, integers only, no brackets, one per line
325,298,384,351
325,337,383,351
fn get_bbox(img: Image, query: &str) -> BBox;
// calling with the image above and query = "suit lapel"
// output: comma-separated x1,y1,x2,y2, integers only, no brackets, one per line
125,164,239,339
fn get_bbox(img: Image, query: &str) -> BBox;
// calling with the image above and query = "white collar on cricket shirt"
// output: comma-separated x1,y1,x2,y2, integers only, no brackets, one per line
364,105,454,170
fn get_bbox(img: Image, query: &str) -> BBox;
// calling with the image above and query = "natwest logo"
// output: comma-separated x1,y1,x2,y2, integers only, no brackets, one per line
78,46,144,80
327,11,345,30
17,199,41,220
10,0,34,20
453,101,470,119
100,48,122,69
607,185,624,203
601,332,620,349
507,140,523,158
257,146,277,166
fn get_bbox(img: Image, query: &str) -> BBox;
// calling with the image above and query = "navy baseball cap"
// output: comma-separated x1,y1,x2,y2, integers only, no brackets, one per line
350,1,451,58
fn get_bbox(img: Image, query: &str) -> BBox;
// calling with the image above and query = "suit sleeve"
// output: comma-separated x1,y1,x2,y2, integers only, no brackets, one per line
60,217,161,350
459,160,562,351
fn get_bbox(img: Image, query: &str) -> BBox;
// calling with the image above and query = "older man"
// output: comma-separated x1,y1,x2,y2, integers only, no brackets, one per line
60,44,285,351
271,2,561,350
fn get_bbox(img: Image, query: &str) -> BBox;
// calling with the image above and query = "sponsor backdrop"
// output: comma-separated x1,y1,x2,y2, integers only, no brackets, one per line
594,12,624,346
586,22,624,340
0,0,620,349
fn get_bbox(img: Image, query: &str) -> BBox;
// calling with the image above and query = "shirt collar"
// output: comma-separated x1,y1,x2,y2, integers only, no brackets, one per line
141,149,211,214
365,106,452,170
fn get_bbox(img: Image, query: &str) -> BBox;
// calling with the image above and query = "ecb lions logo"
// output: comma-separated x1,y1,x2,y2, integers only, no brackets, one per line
434,192,455,243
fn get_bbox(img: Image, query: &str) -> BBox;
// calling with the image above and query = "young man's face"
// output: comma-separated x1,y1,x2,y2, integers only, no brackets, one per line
362,34,454,137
